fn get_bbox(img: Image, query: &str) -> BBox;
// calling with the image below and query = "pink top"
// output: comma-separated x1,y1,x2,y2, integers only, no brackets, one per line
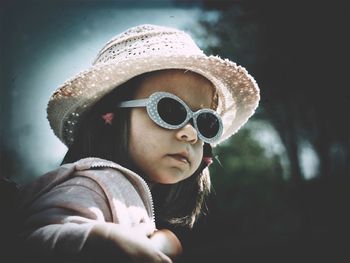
18,157,155,255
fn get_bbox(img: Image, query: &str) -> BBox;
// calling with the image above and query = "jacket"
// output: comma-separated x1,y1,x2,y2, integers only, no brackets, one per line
17,157,155,257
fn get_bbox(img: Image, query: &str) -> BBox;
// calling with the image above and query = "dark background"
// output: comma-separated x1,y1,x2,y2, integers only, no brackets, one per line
1,0,349,262
181,1,350,262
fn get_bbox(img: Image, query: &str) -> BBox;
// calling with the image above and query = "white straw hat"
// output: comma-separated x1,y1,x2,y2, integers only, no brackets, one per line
47,24,260,146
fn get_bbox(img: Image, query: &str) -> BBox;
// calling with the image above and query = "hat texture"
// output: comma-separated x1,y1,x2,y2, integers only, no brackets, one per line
47,24,260,146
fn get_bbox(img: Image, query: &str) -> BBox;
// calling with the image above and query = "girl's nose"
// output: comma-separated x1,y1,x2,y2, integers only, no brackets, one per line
175,123,198,144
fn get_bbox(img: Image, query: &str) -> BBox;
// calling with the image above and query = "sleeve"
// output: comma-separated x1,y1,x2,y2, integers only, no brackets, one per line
19,176,112,259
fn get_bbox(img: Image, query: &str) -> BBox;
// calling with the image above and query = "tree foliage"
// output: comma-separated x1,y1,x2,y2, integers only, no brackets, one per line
174,1,350,261
210,128,300,234
182,0,349,183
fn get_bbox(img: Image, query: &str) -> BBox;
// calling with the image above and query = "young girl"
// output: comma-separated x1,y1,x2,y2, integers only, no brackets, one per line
16,24,259,262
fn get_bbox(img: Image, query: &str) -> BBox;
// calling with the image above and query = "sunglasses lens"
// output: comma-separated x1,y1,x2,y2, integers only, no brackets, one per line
197,113,220,139
157,97,187,125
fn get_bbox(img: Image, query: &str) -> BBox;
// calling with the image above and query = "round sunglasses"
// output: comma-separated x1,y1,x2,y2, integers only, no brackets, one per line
117,92,223,143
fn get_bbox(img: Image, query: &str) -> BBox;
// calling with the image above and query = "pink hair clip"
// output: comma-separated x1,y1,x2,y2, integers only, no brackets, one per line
102,112,114,125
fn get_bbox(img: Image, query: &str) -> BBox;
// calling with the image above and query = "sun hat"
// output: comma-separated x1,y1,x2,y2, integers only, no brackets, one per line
47,24,260,146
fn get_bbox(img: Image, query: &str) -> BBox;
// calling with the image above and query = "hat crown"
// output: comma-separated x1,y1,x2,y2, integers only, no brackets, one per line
93,24,204,65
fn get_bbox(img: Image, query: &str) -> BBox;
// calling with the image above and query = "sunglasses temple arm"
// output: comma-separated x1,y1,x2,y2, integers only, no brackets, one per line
117,98,148,108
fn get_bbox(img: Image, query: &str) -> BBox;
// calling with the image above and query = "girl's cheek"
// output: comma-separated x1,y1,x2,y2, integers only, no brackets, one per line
193,145,204,169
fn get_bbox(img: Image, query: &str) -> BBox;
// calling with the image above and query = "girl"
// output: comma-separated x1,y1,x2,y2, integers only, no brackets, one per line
17,24,259,262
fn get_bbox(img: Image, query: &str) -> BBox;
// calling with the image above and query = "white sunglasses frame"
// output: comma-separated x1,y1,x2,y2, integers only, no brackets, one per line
117,91,223,143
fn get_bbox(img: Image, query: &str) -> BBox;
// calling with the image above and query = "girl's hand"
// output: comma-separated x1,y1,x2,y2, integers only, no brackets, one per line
85,222,172,263
149,229,183,260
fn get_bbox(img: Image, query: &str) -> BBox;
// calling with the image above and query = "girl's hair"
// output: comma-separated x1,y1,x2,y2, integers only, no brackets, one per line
62,70,212,228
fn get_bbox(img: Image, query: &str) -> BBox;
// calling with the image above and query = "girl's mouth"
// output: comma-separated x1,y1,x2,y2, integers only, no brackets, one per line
168,154,189,164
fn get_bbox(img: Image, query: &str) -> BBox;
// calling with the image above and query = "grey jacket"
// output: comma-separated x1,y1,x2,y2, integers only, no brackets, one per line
17,157,155,257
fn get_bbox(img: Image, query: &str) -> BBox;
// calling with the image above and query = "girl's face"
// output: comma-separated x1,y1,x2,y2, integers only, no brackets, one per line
128,69,215,184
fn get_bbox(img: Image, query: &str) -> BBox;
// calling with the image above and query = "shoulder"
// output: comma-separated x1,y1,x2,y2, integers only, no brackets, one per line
74,158,152,205
74,157,151,195
18,157,151,203
16,158,121,208
20,158,127,193
19,157,149,205
73,157,145,189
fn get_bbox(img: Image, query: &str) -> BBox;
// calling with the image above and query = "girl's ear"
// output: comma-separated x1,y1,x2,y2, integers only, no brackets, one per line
193,143,213,175
202,143,213,167
203,143,213,158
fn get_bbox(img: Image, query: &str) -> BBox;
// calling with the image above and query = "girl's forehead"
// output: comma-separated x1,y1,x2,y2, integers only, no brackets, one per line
135,70,216,109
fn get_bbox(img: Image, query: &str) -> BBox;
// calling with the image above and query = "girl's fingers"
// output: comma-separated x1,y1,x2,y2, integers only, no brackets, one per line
132,222,157,237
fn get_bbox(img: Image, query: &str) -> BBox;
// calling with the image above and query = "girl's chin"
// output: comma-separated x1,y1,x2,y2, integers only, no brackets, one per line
150,170,191,185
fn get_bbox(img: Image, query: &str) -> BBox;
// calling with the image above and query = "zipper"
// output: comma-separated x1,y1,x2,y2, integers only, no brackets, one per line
83,158,155,226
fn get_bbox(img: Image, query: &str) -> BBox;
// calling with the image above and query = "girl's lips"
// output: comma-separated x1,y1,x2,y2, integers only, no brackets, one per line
168,154,189,164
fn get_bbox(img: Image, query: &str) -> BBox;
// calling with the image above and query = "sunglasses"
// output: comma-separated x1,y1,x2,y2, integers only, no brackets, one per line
117,92,223,143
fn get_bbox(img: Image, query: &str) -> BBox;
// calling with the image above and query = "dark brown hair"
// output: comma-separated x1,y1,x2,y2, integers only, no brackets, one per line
62,70,212,228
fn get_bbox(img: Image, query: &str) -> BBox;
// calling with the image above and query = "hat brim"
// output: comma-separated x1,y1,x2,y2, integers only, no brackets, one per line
47,54,260,146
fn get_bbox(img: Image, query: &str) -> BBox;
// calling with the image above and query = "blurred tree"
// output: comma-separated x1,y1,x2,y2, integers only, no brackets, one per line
180,128,303,262
173,2,350,261
210,127,300,234
176,0,350,184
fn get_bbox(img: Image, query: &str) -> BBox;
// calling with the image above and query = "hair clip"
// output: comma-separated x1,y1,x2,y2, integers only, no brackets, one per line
102,112,114,125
